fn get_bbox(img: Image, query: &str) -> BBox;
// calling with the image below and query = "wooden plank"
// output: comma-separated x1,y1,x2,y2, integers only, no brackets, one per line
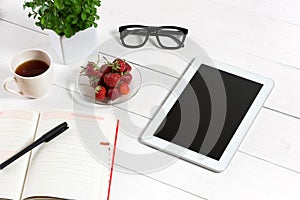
110,166,206,200
111,108,300,200
240,108,300,173
211,0,300,26
139,152,300,200
0,20,62,65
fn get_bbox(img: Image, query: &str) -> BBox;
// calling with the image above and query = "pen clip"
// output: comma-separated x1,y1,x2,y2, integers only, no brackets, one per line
44,123,69,142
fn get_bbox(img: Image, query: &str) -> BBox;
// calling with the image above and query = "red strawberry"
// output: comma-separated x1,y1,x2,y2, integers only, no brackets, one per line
95,85,106,100
124,62,132,72
120,73,132,84
112,58,126,73
97,73,105,86
100,64,112,75
119,83,130,95
85,62,99,76
107,88,120,100
104,73,121,88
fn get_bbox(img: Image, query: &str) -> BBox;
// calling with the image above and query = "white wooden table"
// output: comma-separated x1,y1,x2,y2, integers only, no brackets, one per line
1,1,300,199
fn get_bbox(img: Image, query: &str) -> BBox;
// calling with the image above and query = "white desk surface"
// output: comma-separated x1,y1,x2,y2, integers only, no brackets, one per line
1,1,300,199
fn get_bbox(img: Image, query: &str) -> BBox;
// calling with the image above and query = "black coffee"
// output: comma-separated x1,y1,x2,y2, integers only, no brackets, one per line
15,60,49,77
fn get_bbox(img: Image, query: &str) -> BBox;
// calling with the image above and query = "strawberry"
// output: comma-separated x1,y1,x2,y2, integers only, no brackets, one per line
107,88,120,100
124,62,132,72
95,85,106,101
81,62,101,87
104,73,121,88
120,73,132,84
119,83,130,95
100,64,112,75
97,73,105,86
84,62,99,76
113,58,126,73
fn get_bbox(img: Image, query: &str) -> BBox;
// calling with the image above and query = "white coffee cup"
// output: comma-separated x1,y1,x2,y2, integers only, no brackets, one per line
3,49,53,98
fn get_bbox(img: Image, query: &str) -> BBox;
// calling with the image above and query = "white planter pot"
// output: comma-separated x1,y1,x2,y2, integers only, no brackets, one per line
48,28,99,64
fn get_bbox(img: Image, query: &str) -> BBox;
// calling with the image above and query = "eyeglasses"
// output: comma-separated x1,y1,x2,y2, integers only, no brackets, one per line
119,25,188,49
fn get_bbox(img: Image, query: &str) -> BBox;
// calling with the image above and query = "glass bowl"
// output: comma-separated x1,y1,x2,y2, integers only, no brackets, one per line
77,56,142,105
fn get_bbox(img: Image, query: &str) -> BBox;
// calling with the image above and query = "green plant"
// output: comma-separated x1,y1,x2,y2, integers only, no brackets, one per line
23,0,101,38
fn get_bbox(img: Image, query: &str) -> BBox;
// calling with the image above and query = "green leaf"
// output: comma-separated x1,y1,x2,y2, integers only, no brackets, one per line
64,27,72,38
74,5,82,14
81,13,87,20
95,0,101,6
54,0,64,10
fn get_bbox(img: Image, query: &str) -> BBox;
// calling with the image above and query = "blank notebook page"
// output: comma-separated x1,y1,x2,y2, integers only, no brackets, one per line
22,111,114,200
0,111,39,200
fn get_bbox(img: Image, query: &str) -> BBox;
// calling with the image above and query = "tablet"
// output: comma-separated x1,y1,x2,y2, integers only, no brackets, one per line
140,56,274,172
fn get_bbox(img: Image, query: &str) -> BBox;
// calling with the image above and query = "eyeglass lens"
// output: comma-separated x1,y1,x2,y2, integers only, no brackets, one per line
122,28,148,47
157,28,185,48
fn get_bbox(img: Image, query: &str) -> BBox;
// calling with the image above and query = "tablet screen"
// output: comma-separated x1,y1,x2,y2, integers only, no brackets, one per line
154,64,263,160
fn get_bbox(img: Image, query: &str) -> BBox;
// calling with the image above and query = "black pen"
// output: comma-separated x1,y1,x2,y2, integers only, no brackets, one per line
0,122,69,170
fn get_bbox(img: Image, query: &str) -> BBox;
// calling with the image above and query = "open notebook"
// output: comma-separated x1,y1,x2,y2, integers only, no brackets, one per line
0,110,119,200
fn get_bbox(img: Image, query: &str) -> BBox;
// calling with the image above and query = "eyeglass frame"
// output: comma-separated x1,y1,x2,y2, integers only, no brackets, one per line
119,25,188,49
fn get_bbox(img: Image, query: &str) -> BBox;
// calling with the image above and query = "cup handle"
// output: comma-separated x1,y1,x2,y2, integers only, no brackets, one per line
3,77,23,96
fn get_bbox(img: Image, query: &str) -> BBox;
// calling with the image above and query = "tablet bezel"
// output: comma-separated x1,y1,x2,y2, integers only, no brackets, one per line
140,56,274,172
